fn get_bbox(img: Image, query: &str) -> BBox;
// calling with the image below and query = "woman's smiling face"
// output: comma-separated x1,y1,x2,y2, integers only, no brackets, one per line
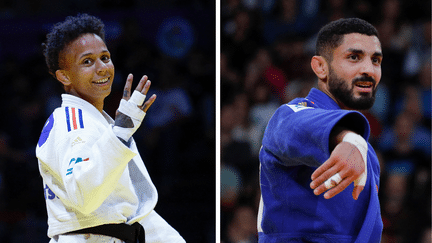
56,33,114,110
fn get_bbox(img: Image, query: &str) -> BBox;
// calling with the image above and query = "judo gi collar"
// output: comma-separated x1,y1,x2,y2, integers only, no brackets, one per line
305,88,341,110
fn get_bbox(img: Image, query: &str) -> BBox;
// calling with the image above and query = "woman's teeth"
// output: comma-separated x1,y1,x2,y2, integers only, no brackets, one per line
95,78,109,84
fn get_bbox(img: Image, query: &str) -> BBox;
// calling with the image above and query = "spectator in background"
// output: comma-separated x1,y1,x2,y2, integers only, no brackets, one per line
244,48,288,103
375,0,413,96
420,227,431,243
223,90,256,182
248,79,280,157
380,172,413,242
222,8,262,75
417,60,431,128
403,19,431,78
316,0,352,26
262,0,318,44
221,0,242,20
221,163,243,212
273,36,309,82
224,205,257,243
221,52,241,85
378,0,412,52
379,90,431,159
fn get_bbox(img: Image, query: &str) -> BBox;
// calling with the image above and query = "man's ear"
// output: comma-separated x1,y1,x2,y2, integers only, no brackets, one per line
55,70,71,86
311,56,329,81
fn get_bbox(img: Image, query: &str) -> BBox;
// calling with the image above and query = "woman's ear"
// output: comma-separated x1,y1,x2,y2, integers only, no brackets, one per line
55,70,71,86
311,56,329,81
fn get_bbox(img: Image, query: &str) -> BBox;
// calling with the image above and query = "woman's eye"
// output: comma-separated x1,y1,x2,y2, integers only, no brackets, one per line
83,59,92,65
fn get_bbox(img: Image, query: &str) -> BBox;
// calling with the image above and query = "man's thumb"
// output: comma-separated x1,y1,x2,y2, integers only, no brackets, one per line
352,185,364,200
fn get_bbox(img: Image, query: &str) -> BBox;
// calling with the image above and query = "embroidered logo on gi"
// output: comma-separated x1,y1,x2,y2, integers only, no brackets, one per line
38,113,54,147
44,184,58,200
66,157,89,176
71,136,85,147
298,102,308,107
286,104,314,112
65,107,84,132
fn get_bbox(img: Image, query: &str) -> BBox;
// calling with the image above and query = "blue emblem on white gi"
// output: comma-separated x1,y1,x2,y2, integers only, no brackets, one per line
38,114,54,147
44,184,57,200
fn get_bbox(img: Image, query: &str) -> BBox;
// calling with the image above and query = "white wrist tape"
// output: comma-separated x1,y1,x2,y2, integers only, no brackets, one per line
343,132,368,186
112,92,146,141
129,91,146,106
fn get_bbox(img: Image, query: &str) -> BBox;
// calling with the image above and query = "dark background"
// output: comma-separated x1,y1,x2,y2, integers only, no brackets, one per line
0,1,215,242
220,0,431,242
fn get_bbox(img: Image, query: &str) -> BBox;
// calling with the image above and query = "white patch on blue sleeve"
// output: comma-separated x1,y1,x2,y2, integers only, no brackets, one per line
286,104,314,112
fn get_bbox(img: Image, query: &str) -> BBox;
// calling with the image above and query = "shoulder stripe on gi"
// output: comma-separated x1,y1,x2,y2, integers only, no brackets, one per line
65,107,84,132
78,109,84,129
65,107,71,132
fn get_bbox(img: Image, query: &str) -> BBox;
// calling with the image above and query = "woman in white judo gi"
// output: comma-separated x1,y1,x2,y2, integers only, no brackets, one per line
36,13,185,243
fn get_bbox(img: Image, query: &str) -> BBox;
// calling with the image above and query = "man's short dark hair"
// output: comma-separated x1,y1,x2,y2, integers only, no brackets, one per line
42,13,105,77
315,18,379,62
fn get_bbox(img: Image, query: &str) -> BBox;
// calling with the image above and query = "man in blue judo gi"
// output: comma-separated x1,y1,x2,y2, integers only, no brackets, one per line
258,18,383,242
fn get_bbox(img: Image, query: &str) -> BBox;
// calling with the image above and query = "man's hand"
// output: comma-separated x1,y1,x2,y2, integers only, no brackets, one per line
310,142,365,200
113,74,156,143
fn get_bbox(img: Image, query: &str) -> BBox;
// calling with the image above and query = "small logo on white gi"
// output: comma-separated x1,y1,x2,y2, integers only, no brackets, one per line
286,104,314,112
66,157,89,176
71,136,85,147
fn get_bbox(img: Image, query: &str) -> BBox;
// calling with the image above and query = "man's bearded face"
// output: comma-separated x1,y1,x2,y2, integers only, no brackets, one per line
328,65,377,110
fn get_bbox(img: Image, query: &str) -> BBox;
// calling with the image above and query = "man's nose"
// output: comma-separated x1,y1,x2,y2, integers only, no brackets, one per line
360,58,376,77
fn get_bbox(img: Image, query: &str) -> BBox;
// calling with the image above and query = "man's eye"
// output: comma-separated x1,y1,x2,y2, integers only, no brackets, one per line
372,57,381,64
349,55,359,61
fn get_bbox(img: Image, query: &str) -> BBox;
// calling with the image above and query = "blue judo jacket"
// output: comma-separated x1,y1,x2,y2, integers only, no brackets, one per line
258,88,382,243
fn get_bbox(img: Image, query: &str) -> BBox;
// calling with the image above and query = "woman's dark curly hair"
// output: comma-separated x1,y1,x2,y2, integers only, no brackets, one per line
42,13,105,77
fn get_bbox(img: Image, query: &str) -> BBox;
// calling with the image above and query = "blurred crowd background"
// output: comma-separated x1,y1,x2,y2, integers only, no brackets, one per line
220,0,430,242
0,1,215,242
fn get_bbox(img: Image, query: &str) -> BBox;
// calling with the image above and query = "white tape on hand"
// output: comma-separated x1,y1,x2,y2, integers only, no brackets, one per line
117,99,146,121
343,132,368,186
113,98,146,142
129,91,146,106
324,173,342,190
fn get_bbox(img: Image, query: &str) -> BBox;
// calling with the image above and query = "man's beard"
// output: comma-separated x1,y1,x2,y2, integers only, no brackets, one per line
328,67,377,110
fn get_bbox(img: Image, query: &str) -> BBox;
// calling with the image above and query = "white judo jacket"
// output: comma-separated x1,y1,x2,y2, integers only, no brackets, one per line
36,94,181,241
